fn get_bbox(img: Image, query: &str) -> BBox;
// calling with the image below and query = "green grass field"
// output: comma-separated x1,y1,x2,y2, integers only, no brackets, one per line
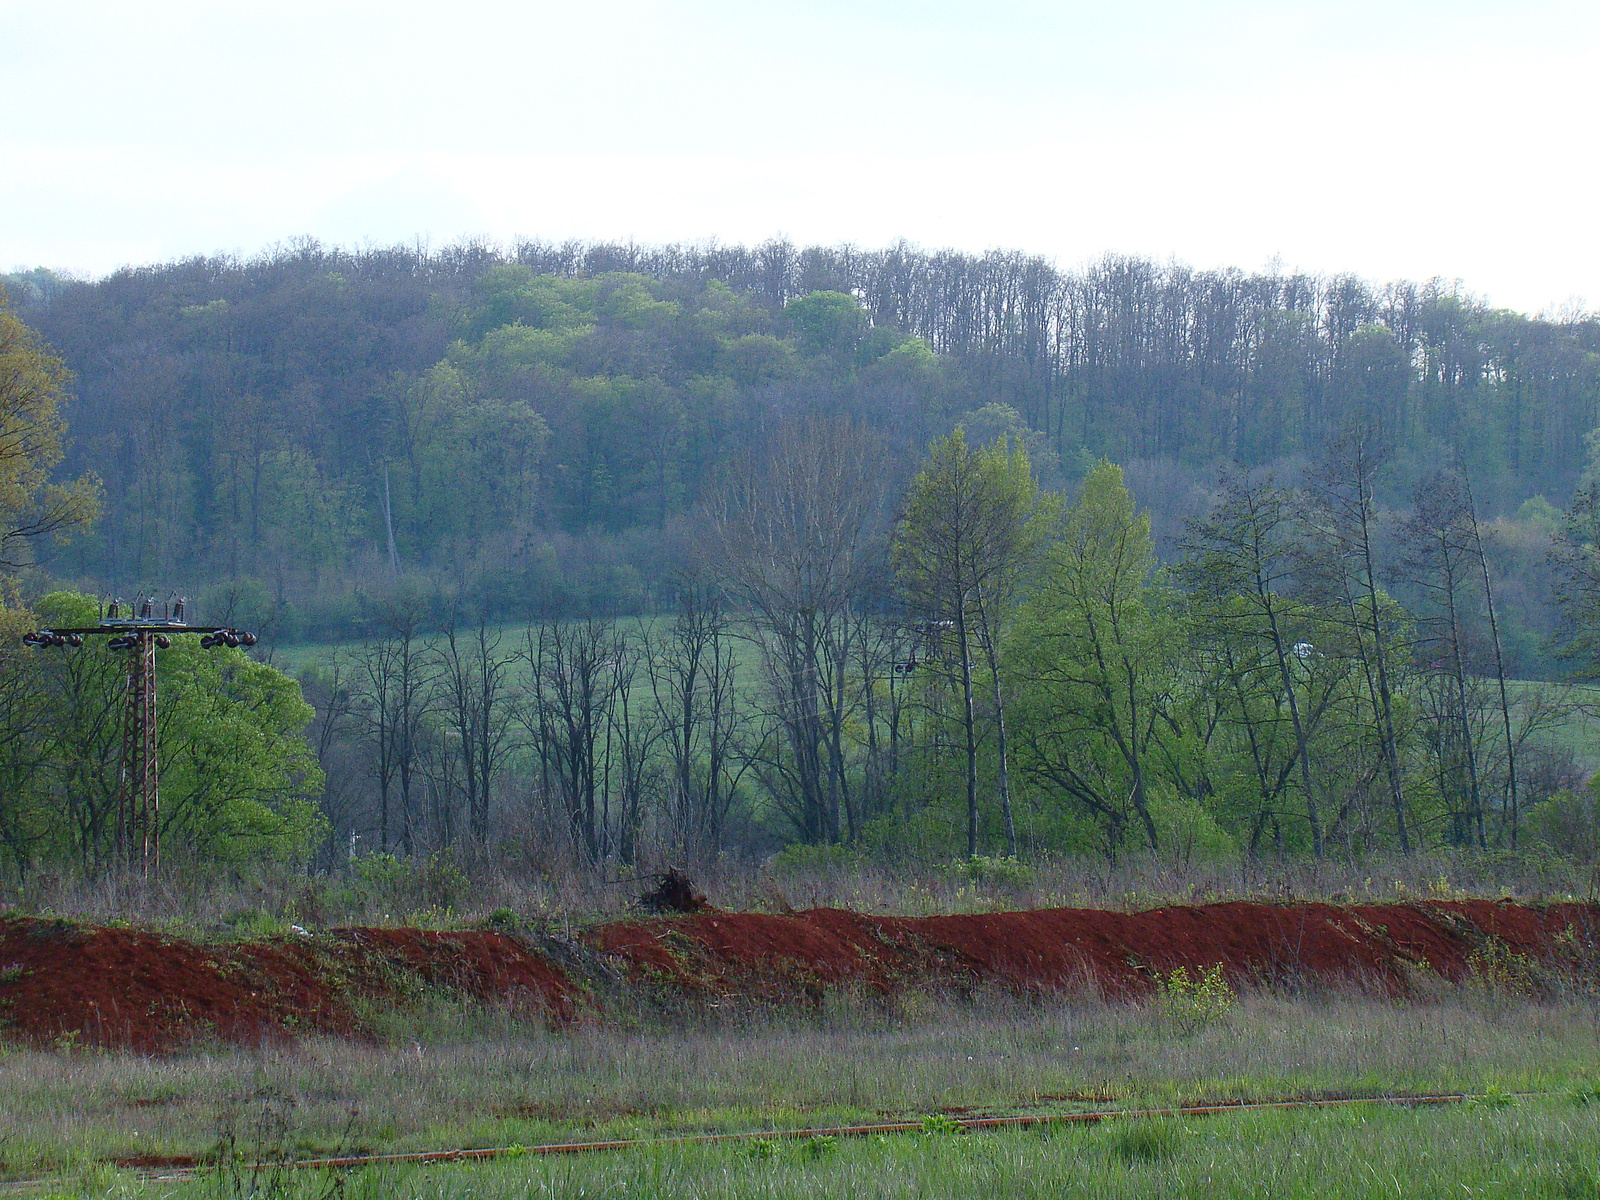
8,989,1600,1198
1503,678,1600,773
158,1102,1600,1200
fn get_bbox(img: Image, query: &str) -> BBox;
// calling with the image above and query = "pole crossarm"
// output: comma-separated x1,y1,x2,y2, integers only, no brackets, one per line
25,625,251,635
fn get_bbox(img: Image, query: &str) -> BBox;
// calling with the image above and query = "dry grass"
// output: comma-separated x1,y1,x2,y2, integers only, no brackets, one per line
3,847,1596,934
3,988,1598,1183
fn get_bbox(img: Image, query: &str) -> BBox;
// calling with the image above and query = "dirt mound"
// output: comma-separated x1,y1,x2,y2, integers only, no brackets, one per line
584,900,1600,1003
0,917,578,1053
0,916,351,1054
335,927,578,1020
3,901,1596,1052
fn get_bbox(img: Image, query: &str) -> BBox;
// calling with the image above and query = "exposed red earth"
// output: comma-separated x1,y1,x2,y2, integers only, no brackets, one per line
589,900,1600,1003
2,900,1595,1052
0,918,577,1053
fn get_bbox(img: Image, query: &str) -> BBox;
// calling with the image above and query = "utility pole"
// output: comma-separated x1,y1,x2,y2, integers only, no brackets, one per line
23,592,257,880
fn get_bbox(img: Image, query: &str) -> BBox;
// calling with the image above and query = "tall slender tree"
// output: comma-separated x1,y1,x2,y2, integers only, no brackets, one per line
1305,429,1411,853
892,429,1045,856
1402,471,1485,846
1179,469,1325,855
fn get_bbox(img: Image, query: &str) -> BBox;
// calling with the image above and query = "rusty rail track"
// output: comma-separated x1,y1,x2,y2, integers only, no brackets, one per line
0,1090,1544,1193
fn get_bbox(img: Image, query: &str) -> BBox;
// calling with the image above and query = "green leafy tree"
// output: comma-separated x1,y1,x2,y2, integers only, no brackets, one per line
0,289,99,576
785,291,867,358
1010,461,1179,859
892,429,1047,857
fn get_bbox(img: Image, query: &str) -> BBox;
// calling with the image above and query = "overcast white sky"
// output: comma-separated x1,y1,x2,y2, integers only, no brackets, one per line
3,1,1595,314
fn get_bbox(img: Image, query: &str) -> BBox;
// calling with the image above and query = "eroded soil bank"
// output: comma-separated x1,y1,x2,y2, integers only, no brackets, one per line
2,900,1595,1051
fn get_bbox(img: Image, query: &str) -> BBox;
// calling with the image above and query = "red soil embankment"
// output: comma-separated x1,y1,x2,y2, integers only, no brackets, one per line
585,900,1600,1002
0,917,576,1053
1,901,1596,1052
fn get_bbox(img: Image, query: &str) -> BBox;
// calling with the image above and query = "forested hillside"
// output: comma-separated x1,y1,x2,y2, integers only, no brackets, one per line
7,240,1598,642
5,239,1600,876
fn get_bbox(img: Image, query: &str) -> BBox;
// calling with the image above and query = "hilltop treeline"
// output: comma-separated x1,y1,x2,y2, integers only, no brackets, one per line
6,240,1597,636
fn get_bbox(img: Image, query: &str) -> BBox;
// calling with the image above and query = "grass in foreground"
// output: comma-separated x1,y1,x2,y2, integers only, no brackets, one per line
41,1099,1600,1199
5,989,1600,1194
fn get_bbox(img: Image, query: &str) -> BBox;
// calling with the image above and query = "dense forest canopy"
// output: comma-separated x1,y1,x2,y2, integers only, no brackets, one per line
5,239,1597,653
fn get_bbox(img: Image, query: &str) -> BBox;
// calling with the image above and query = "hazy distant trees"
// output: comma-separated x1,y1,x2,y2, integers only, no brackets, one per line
10,242,1598,660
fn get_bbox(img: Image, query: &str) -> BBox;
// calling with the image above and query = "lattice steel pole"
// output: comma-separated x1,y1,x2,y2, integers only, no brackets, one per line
115,631,160,877
138,630,158,877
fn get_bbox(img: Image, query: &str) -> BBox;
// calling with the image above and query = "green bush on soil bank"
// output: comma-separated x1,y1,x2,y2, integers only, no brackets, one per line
1523,783,1600,861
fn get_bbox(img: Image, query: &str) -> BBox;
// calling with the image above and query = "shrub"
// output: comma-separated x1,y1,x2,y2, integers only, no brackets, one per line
1523,786,1600,861
1467,938,1536,997
349,849,471,920
1157,963,1235,1032
222,908,287,940
953,855,1032,890
800,1134,838,1159
772,843,865,872
482,907,520,931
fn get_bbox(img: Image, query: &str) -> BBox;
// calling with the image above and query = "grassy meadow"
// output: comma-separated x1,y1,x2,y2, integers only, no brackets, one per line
7,987,1600,1198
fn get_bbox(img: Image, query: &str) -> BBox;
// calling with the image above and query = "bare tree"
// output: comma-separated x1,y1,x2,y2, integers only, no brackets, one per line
353,595,434,855
519,617,624,866
710,416,882,843
298,650,362,861
1402,470,1487,846
1458,470,1520,847
605,633,662,865
646,578,745,861
433,608,514,846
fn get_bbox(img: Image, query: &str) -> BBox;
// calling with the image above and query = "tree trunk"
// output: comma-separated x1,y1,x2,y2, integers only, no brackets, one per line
956,607,980,858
